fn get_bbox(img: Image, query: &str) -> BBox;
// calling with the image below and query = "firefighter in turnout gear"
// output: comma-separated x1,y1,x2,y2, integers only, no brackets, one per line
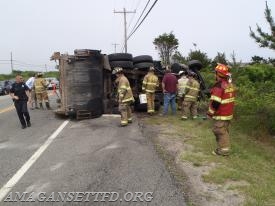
181,71,200,120
207,63,236,156
34,72,51,109
177,70,188,110
113,67,134,126
142,66,159,115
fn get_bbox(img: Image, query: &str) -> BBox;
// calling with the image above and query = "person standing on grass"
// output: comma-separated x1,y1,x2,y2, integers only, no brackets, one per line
207,64,236,156
142,66,159,115
10,75,31,129
181,71,200,120
161,66,178,116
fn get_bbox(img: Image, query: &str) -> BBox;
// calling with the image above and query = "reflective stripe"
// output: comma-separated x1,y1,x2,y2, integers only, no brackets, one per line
221,148,230,151
210,95,222,103
185,86,199,91
145,89,155,93
185,95,197,99
213,115,233,120
221,97,235,104
208,108,215,114
146,82,157,86
148,109,154,113
121,121,128,125
122,97,134,103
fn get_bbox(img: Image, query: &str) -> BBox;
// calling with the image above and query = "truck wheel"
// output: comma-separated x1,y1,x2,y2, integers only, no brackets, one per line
133,55,153,64
108,53,133,61
188,60,203,71
109,61,133,69
134,62,154,69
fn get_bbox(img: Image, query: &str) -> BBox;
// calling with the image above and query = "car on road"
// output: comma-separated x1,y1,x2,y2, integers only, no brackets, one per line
2,80,15,94
45,77,59,90
0,81,5,95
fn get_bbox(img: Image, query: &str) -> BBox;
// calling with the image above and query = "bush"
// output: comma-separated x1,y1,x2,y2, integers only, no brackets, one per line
202,63,275,136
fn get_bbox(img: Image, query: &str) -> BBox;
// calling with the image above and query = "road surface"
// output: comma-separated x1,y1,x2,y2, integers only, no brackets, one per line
0,93,186,205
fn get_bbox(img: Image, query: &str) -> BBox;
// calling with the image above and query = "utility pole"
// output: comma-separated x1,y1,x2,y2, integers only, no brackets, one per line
112,43,119,53
45,64,47,73
114,8,135,53
10,52,14,73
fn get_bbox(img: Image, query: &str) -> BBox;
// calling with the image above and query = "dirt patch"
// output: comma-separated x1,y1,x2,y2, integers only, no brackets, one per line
139,119,246,206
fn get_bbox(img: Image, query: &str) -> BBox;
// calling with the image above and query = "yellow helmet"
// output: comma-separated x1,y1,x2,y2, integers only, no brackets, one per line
112,67,123,74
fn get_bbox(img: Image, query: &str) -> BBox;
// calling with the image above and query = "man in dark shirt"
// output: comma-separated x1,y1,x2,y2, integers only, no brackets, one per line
10,75,31,129
162,67,178,115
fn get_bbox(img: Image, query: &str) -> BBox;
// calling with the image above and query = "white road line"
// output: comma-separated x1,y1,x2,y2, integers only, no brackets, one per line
0,120,70,202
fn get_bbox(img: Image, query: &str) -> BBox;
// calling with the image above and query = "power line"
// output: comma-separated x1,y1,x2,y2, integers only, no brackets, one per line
127,0,158,40
128,0,151,36
127,0,142,30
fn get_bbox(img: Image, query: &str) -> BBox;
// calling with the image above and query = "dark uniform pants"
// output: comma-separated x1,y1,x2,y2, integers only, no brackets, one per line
14,101,30,126
119,102,132,126
212,120,230,155
146,92,155,113
182,101,198,119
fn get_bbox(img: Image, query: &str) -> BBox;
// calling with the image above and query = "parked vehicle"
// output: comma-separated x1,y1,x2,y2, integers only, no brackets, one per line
0,81,5,95
3,80,15,94
45,77,59,90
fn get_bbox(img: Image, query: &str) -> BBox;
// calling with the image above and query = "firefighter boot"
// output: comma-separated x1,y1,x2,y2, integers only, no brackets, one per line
46,102,52,110
39,103,44,109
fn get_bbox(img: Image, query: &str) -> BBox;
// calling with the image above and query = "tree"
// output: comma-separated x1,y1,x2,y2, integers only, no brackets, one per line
171,51,187,64
186,49,211,68
212,52,228,68
153,32,179,66
251,56,267,64
249,1,275,50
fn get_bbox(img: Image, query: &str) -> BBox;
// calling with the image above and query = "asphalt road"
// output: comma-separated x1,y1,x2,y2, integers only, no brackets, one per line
0,93,186,206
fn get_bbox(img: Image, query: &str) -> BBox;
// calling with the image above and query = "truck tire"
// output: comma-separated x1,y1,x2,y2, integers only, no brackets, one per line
133,55,153,64
134,62,154,69
109,61,133,69
188,60,203,71
108,53,133,61
171,63,182,74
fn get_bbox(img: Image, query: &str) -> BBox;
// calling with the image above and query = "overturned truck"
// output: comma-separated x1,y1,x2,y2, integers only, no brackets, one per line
51,49,208,119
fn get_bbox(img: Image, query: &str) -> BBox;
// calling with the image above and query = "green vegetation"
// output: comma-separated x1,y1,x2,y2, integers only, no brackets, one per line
0,70,59,81
147,115,275,205
200,63,275,136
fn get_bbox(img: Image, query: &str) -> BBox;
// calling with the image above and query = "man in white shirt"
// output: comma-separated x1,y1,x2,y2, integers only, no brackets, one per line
26,73,38,109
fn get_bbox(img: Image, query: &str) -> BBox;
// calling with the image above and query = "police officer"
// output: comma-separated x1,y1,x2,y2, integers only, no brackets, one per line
207,64,236,156
112,67,134,126
10,75,31,129
142,66,159,115
34,72,51,109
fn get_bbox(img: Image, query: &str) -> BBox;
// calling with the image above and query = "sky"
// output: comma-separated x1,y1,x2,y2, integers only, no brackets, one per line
0,0,274,74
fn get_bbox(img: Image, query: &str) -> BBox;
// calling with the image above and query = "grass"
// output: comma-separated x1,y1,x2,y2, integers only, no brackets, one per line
145,112,275,206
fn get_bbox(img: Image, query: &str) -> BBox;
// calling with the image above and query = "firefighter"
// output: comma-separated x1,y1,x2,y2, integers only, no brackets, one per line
177,70,188,110
112,67,134,126
34,72,51,109
142,66,159,115
207,63,236,156
181,71,200,120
